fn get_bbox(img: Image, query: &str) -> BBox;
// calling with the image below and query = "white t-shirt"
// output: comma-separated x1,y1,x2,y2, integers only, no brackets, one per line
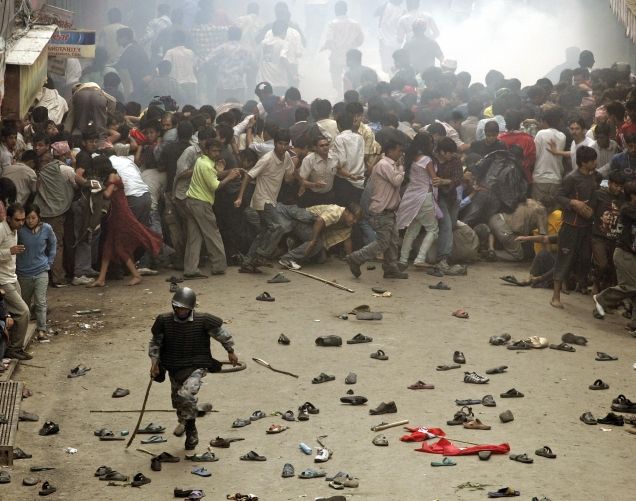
570,136,598,165
109,155,150,197
259,28,302,88
533,128,567,184
164,46,198,85
332,130,365,189
248,150,294,210
379,2,404,46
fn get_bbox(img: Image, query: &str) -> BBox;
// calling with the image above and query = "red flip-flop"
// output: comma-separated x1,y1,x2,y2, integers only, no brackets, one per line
452,309,469,319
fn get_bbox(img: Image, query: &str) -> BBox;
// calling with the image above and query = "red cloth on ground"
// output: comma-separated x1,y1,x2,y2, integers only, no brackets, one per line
416,437,510,455
102,179,162,263
400,426,446,442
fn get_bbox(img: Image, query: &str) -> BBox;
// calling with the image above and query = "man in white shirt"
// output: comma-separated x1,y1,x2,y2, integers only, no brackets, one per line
396,0,440,45
298,136,338,207
234,130,295,272
376,0,404,73
332,112,365,206
547,117,598,166
259,20,303,96
321,1,364,95
164,31,198,106
141,3,172,54
532,107,567,213
236,2,263,90
98,8,128,65
2,153,37,205
0,203,32,360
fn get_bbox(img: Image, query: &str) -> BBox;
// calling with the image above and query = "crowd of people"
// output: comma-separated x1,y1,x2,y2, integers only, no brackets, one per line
0,0,635,363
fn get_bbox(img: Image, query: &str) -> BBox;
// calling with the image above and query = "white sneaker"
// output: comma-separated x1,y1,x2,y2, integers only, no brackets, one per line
278,258,301,270
72,276,94,286
314,447,331,462
137,268,159,276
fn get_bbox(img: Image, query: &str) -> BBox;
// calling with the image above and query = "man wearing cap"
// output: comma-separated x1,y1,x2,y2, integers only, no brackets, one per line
149,287,239,448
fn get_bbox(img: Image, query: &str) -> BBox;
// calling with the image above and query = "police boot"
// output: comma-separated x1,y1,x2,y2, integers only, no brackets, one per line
184,419,198,450
173,420,185,437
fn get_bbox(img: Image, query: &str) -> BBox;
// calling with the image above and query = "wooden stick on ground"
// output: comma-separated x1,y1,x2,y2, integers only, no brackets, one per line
126,378,153,448
285,268,355,293
90,409,176,413
371,419,409,432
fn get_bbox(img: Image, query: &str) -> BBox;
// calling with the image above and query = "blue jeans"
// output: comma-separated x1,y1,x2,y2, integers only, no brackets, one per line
18,271,49,332
437,195,460,260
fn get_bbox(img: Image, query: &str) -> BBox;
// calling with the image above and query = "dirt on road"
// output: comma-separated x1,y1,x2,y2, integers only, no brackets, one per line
2,260,635,500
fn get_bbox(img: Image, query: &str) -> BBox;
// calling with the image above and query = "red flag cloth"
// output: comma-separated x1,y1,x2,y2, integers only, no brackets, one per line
416,437,510,455
400,426,446,442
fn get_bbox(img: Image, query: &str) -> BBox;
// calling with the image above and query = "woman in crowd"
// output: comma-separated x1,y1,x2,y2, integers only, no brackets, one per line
89,156,162,287
396,131,440,268
16,203,57,340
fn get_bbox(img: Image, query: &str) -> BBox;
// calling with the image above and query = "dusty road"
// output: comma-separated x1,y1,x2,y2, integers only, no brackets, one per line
2,260,635,500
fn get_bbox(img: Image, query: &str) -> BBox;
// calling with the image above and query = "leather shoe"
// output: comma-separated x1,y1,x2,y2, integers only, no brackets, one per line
369,401,397,415
6,349,32,360
383,271,408,279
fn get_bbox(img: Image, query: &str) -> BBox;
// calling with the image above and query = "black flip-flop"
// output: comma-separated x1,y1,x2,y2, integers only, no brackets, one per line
39,481,56,496
549,343,575,352
595,352,618,361
256,292,275,302
589,379,609,390
267,273,290,284
346,333,373,344
240,450,266,461
535,446,556,459
38,421,59,436
509,453,533,464
499,275,527,287
429,281,451,290
340,395,368,405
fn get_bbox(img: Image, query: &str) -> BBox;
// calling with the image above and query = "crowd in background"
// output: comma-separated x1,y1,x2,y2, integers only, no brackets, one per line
1,0,636,362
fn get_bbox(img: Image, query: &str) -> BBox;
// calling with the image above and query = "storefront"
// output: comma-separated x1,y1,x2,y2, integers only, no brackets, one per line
0,25,57,120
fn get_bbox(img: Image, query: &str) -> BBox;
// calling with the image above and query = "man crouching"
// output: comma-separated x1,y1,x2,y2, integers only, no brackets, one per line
149,287,238,449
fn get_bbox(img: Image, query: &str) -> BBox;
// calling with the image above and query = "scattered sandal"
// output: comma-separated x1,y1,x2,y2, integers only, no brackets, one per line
510,453,533,464
191,467,211,477
281,463,294,478
482,395,497,407
595,351,618,361
185,452,218,462
277,334,290,345
535,446,556,459
256,292,275,302
38,421,59,436
140,435,167,444
346,333,373,344
580,411,597,425
39,481,56,496
500,388,524,398
489,333,511,345
112,387,130,398
488,487,520,498
67,365,91,378
370,349,389,361
452,309,469,319
372,434,388,446
138,423,166,434
299,468,326,479
589,379,609,390
429,281,451,290
549,342,576,352
266,424,288,434
408,380,435,390
240,450,266,461
463,419,491,430
431,457,456,466
250,410,266,421
312,373,336,384
232,418,251,428
345,372,357,384
485,366,508,375
561,332,587,345
436,364,461,371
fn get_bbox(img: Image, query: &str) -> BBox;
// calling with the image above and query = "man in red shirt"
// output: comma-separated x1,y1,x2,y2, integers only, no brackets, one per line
498,110,536,184
617,100,636,149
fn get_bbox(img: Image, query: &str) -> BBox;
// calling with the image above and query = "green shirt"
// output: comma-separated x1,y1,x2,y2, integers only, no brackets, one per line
186,154,220,204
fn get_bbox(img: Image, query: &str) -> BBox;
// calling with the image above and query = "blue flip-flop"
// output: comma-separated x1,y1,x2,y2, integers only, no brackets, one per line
191,467,211,477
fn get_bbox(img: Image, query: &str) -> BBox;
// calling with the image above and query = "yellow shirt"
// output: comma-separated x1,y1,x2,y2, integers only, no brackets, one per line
186,155,219,204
